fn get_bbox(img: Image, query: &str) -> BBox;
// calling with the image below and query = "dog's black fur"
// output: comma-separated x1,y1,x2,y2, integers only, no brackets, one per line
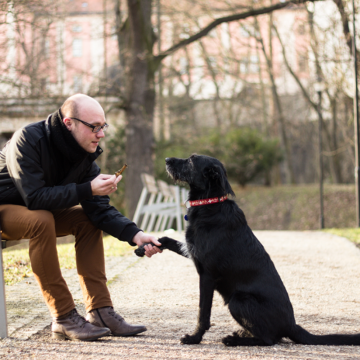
136,154,360,346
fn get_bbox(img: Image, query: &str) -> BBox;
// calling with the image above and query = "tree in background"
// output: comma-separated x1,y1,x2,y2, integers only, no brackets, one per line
1,0,355,218
0,0,61,98
115,0,319,217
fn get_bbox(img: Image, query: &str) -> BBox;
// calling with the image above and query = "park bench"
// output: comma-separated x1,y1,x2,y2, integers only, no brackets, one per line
133,173,188,232
0,228,74,338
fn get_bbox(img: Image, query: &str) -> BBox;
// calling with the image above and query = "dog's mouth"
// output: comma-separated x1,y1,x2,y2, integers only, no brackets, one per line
166,164,183,182
165,163,175,179
165,158,189,185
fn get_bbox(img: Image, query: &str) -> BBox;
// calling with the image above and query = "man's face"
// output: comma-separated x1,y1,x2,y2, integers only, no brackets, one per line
63,102,106,153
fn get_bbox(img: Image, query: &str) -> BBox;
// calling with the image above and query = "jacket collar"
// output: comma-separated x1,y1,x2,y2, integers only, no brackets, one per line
45,114,103,162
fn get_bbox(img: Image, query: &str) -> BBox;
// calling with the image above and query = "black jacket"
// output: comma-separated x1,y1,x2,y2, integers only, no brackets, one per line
0,115,140,245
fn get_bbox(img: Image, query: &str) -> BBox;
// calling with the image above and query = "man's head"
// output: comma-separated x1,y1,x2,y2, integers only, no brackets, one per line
61,94,107,153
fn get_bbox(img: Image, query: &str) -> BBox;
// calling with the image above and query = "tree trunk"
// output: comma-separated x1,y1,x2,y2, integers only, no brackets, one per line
125,0,155,219
120,0,321,215
255,19,295,184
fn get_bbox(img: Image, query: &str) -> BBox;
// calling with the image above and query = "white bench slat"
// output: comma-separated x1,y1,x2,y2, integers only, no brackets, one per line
132,174,188,233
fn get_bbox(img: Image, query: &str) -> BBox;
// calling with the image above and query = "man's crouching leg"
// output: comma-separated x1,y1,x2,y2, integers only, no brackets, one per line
0,204,110,341
53,206,146,337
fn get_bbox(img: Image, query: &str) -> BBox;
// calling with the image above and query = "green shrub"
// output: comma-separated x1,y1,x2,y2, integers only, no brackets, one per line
196,128,282,186
155,128,282,187
223,128,282,186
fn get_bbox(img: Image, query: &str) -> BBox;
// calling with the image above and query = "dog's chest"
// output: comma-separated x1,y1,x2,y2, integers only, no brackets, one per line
185,228,218,261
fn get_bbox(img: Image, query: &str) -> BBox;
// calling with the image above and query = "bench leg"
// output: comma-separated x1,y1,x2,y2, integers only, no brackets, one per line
0,244,8,338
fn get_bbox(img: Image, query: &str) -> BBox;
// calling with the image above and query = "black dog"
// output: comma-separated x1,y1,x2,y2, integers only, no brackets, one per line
136,154,360,346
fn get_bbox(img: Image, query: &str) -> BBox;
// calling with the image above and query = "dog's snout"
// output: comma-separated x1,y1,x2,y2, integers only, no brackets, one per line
165,157,175,165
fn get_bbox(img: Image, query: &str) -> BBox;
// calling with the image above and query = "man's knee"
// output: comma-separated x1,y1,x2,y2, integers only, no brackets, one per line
71,207,99,230
29,209,56,235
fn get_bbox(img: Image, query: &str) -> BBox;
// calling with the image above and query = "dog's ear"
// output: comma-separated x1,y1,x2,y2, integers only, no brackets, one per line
203,165,235,197
219,167,235,197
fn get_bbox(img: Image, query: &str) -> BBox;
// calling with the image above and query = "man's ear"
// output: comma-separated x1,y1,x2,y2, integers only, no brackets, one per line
63,117,73,131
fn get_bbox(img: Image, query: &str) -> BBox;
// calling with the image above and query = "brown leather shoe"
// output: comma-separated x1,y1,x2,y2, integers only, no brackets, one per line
86,307,147,336
52,308,111,341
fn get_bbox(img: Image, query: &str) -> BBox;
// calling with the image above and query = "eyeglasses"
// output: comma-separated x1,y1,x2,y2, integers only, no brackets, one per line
70,117,109,133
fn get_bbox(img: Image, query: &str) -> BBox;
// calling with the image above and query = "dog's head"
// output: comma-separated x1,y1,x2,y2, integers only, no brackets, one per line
165,154,235,199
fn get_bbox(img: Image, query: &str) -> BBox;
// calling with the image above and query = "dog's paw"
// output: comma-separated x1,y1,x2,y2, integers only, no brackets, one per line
134,242,164,257
134,245,147,257
221,333,239,346
222,334,239,347
180,334,202,345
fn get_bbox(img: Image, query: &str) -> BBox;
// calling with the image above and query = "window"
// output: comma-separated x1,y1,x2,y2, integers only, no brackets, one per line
44,39,50,59
298,53,308,72
239,25,250,38
111,25,117,40
249,55,259,73
240,55,259,74
179,57,188,75
72,39,82,57
240,58,248,73
72,25,82,33
209,29,217,38
40,78,49,92
208,56,217,74
297,24,306,35
179,23,190,39
73,75,82,92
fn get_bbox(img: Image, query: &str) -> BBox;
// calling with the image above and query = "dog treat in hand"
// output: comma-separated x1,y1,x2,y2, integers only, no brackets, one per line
134,242,164,257
115,164,127,177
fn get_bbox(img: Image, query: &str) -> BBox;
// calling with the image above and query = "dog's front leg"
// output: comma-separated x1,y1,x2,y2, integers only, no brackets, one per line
134,236,189,258
181,272,215,345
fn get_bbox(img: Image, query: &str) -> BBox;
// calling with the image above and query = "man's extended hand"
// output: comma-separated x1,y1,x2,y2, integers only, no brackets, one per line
132,232,162,258
91,174,122,196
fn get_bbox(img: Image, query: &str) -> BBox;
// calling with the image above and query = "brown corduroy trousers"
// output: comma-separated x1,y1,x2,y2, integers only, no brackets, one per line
0,204,113,317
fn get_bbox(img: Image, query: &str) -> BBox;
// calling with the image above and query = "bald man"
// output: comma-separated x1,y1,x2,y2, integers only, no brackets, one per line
0,94,161,341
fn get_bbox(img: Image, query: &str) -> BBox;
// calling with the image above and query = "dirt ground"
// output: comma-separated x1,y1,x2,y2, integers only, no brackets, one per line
2,230,360,359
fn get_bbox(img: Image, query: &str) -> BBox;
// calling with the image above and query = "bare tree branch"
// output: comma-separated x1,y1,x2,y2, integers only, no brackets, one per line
332,0,352,55
272,24,317,111
154,0,318,64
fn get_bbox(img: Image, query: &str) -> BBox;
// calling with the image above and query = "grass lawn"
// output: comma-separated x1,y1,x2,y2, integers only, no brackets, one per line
232,183,356,230
2,236,133,286
325,228,360,245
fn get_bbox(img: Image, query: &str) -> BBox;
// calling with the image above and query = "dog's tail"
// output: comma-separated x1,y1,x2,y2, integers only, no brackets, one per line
288,324,360,345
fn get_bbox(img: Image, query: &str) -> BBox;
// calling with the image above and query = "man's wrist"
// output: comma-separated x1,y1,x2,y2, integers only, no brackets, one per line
132,231,143,246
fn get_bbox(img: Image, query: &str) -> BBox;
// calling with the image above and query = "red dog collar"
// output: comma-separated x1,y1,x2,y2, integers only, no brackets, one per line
186,195,228,208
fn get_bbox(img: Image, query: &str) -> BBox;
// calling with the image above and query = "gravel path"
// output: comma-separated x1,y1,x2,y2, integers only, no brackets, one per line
2,230,360,359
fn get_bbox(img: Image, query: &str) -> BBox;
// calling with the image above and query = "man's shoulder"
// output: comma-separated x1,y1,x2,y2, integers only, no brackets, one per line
13,120,46,143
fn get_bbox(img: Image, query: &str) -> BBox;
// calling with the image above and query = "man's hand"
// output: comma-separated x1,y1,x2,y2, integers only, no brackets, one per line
132,232,162,258
91,174,122,196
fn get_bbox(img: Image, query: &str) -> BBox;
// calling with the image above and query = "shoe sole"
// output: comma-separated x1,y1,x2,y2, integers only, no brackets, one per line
111,328,147,337
52,331,111,341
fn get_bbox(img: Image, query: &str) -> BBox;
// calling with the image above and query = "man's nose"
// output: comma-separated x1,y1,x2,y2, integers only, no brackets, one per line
96,129,105,138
